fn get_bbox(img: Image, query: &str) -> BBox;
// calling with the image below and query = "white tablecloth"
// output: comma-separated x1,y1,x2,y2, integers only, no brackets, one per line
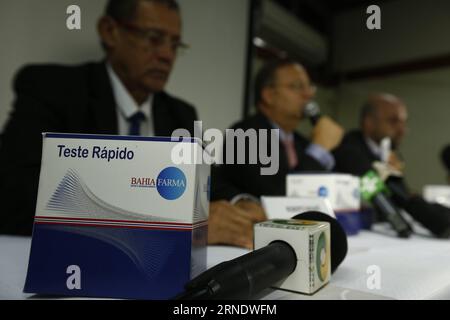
1,224,450,300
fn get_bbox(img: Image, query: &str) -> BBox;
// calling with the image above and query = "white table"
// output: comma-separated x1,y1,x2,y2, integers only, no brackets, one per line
1,224,450,300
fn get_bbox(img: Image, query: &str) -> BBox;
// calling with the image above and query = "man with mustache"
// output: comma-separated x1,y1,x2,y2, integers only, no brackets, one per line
0,0,264,249
212,59,344,200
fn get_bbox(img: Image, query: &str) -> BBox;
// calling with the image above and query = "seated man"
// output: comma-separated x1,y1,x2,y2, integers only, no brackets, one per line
212,58,344,201
0,0,264,248
334,93,408,176
334,94,450,237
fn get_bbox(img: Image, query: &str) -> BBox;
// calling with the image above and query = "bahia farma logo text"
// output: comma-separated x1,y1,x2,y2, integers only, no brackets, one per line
130,166,187,200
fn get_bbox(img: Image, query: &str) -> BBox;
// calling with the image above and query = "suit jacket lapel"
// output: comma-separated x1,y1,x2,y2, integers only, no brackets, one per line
153,92,176,137
357,131,381,162
88,62,118,134
255,112,290,173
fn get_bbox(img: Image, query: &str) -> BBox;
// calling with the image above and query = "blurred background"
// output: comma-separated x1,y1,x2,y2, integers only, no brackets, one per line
0,0,449,191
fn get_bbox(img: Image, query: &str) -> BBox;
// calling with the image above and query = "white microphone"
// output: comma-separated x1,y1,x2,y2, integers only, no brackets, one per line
380,137,392,163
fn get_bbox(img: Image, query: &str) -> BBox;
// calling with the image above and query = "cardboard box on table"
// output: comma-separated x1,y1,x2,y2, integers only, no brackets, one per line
24,133,210,299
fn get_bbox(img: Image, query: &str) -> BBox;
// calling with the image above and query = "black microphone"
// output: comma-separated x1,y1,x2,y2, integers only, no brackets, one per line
402,195,450,238
360,170,412,238
374,163,450,238
332,148,412,237
299,211,347,273
303,101,321,125
174,212,347,300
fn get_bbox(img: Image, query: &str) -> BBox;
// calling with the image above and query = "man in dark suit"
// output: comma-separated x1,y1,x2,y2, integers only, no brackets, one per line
212,58,344,201
333,94,450,237
334,93,408,176
333,93,409,225
0,0,264,249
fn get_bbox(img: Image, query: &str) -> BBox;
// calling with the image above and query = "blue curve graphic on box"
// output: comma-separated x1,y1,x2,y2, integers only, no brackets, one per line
24,224,192,299
46,169,175,222
24,169,207,299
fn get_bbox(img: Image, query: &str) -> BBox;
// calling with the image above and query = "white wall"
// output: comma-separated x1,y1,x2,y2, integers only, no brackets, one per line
0,0,249,132
166,0,249,131
334,68,450,192
333,0,450,72
331,0,450,192
0,0,106,128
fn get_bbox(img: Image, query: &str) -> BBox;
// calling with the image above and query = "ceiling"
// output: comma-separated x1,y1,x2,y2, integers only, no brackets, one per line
254,0,396,84
273,0,393,34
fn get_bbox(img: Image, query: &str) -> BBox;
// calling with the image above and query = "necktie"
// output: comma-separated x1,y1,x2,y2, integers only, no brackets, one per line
128,111,146,136
282,137,298,170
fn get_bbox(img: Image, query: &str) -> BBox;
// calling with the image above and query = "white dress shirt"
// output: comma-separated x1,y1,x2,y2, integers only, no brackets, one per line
106,64,154,136
271,121,335,170
365,137,383,160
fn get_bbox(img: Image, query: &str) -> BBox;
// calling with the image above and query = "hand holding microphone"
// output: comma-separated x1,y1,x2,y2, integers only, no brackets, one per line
379,137,405,172
305,101,344,151
312,117,345,151
387,152,405,173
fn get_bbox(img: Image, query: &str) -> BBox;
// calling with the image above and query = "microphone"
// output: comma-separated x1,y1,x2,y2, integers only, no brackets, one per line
174,212,347,300
304,101,321,125
372,161,408,206
298,211,347,273
379,137,392,163
332,147,411,237
360,170,412,238
402,196,450,238
373,162,450,238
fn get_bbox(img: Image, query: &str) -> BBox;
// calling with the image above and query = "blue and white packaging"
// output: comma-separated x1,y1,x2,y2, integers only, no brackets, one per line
261,196,335,220
24,133,210,299
286,173,361,235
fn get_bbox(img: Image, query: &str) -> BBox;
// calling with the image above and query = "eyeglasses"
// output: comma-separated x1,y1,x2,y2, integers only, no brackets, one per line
273,82,317,94
116,20,190,54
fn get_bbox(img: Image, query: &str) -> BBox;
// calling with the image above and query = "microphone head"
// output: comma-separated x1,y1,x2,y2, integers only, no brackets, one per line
379,137,392,163
303,101,321,124
292,211,348,273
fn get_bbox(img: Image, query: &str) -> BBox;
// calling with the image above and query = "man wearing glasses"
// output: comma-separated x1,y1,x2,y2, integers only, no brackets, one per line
212,59,344,200
0,0,265,249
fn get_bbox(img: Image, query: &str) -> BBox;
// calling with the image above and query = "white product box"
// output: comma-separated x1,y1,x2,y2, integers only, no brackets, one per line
286,173,360,212
24,133,210,299
261,196,335,220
